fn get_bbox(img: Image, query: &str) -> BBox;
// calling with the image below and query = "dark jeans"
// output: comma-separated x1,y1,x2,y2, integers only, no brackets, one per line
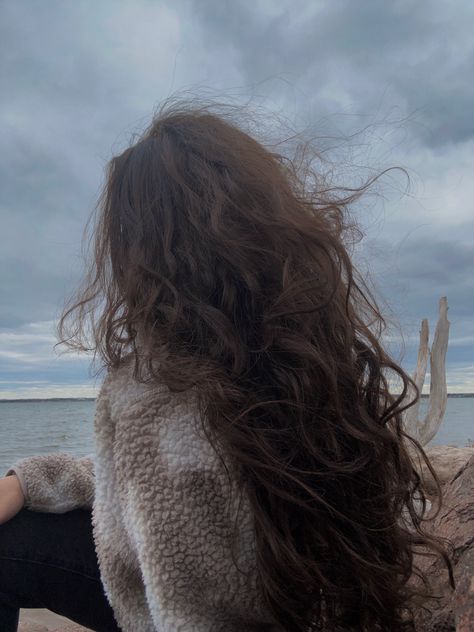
0,507,121,632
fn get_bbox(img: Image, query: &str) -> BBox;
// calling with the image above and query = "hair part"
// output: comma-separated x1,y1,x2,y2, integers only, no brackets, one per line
58,97,454,630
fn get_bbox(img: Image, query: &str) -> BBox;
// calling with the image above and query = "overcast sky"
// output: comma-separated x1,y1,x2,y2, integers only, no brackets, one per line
1,0,473,398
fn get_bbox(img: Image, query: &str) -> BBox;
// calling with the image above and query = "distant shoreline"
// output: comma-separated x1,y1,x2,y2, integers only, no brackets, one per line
1,393,474,403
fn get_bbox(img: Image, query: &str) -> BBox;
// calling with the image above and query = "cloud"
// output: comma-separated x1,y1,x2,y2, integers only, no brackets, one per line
0,383,98,400
1,0,472,394
185,0,474,148
0,321,99,390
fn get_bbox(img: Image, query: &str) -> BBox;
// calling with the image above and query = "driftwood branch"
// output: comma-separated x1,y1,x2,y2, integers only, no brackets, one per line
404,297,450,446
403,319,429,434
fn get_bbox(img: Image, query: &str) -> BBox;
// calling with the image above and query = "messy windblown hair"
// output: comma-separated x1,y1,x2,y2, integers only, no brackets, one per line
58,97,454,631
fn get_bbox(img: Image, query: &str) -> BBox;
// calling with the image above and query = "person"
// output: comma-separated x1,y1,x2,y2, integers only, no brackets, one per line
0,98,454,632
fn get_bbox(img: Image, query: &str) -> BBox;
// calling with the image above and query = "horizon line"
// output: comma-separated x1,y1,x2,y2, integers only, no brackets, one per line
1,393,474,403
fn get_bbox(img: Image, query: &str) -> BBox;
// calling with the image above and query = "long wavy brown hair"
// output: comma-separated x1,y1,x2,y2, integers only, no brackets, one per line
58,97,454,631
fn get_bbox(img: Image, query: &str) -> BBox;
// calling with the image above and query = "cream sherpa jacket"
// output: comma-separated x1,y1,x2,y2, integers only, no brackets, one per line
5,360,280,632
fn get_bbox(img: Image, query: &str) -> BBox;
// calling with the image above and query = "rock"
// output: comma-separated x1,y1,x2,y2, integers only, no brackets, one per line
19,621,92,632
411,445,474,497
19,609,93,631
411,454,474,631
52,625,93,632
18,623,49,632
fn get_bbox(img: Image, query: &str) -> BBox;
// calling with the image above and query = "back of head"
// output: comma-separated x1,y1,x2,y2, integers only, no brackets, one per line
59,97,453,631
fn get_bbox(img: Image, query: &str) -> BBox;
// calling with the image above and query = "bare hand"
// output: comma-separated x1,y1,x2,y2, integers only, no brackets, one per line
0,474,25,524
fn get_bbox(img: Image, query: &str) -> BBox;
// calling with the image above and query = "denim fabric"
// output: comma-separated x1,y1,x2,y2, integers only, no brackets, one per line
0,507,121,632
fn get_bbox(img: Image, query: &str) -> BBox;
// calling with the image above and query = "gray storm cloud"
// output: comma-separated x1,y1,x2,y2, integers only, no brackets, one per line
1,0,473,394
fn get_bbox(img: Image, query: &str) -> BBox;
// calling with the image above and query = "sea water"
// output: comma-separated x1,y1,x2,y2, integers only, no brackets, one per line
0,396,472,475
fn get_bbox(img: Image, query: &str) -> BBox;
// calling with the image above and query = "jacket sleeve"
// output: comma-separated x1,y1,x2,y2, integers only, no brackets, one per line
4,453,95,513
2,371,116,514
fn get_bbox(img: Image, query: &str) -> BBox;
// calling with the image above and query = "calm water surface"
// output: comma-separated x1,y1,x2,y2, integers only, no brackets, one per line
0,396,472,475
